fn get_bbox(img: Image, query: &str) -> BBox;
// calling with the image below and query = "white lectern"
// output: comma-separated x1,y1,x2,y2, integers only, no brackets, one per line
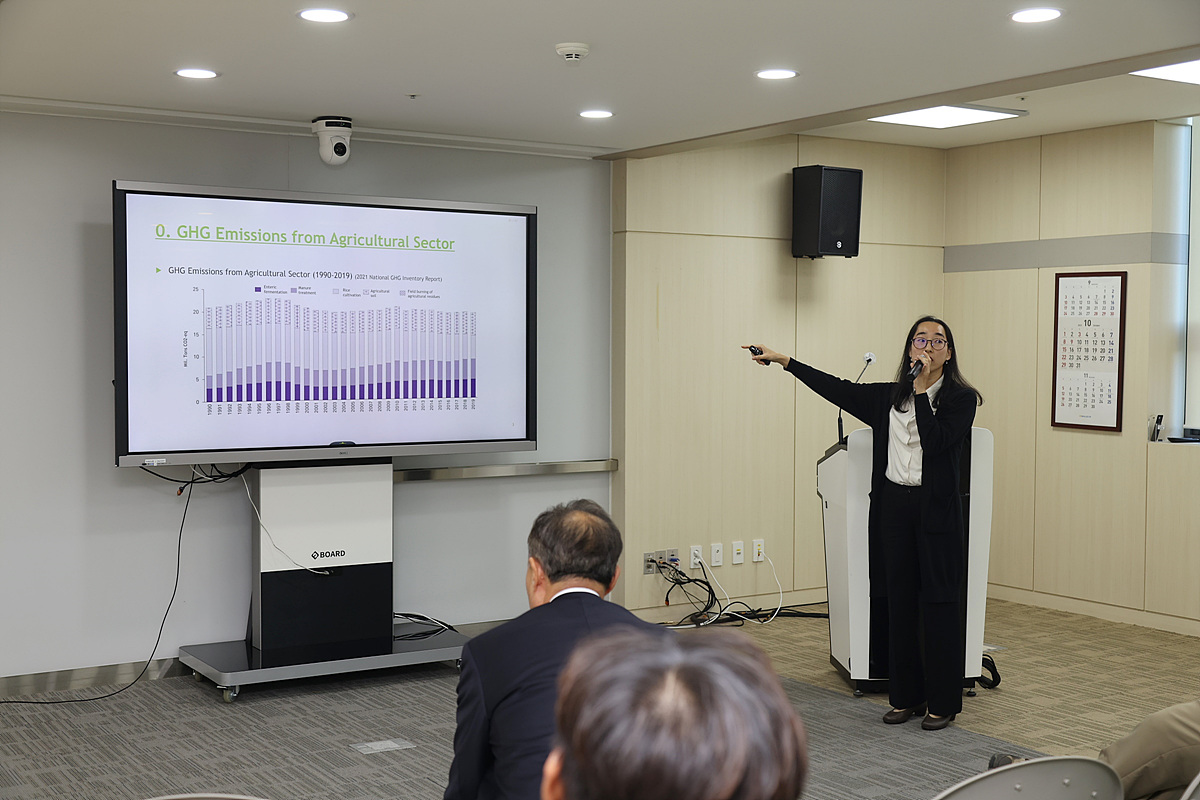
817,427,993,694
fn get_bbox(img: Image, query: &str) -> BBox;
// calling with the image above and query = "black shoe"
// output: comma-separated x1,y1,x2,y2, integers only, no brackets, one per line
988,754,1025,769
882,704,927,724
921,712,956,730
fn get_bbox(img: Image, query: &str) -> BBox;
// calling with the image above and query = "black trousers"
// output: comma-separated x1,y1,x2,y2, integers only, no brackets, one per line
878,479,963,717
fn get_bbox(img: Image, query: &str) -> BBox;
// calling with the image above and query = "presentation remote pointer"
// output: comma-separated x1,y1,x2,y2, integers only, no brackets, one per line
749,345,769,365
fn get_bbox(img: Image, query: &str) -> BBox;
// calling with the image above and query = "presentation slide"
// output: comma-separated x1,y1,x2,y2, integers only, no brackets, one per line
120,191,530,458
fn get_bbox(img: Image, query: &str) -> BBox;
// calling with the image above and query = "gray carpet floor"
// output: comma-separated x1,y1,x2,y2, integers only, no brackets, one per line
0,660,1043,800
786,678,1043,800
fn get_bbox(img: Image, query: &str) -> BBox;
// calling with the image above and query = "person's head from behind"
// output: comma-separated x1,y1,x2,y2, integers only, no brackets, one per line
526,499,623,607
542,628,808,800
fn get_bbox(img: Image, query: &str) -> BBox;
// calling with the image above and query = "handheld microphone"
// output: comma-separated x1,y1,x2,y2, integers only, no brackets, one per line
838,352,876,444
907,359,924,381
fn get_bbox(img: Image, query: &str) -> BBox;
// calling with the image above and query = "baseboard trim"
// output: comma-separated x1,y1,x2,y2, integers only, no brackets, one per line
988,585,1200,637
0,658,186,700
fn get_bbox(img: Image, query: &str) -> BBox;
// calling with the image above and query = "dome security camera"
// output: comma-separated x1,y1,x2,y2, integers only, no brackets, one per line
312,116,352,166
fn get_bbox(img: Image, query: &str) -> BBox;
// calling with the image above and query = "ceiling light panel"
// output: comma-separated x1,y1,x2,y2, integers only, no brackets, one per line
1011,8,1062,23
870,105,1023,129
299,9,352,22
1130,59,1200,86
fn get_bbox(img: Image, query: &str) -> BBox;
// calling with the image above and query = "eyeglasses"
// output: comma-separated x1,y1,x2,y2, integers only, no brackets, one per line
912,337,947,351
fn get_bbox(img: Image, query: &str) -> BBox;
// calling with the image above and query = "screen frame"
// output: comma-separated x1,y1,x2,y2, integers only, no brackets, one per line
113,179,537,467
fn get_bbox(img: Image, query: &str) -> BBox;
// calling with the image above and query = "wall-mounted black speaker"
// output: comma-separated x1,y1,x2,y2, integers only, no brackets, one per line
792,165,863,258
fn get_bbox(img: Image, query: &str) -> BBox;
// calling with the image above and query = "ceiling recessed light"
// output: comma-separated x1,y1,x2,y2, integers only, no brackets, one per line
299,8,352,22
757,69,797,80
1011,8,1061,23
1130,59,1200,86
580,110,613,119
175,68,219,80
869,105,1025,129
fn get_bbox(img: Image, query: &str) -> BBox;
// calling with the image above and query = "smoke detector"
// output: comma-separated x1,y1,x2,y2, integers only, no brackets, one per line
555,42,590,63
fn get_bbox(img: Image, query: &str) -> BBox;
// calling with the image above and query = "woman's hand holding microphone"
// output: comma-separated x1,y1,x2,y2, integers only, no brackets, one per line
910,351,934,394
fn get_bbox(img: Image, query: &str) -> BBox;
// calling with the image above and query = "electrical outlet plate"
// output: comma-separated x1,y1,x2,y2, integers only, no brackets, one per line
689,546,702,569
710,542,723,566
643,552,656,575
752,539,765,562
732,540,744,564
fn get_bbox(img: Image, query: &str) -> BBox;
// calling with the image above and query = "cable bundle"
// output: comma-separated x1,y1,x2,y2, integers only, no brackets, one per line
646,553,828,629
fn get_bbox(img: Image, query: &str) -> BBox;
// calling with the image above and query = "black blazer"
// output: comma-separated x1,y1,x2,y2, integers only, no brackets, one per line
786,359,977,602
444,592,662,800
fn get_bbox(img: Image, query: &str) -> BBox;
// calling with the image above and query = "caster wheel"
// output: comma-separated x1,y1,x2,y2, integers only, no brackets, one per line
222,686,240,703
193,670,204,682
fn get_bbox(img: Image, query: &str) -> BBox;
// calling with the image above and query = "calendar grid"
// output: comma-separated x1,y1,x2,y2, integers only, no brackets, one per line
1051,271,1127,431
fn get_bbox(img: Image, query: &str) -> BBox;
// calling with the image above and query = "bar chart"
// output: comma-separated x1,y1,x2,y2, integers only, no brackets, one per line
204,298,477,409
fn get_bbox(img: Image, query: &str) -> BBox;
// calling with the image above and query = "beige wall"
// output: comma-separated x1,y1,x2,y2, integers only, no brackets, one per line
950,122,1190,632
613,120,1198,636
613,135,949,612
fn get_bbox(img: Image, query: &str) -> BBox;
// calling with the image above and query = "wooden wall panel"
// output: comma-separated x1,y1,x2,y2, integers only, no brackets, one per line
945,138,1042,246
796,136,945,248
611,230,630,606
1145,442,1200,619
1040,123,1155,240
621,137,797,238
1146,263,1188,437
791,243,944,587
1152,122,1191,236
615,231,797,609
1032,265,1150,607
944,269,1038,590
614,121,1197,632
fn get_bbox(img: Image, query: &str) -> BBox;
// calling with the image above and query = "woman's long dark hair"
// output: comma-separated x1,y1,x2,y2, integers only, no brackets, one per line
891,315,984,411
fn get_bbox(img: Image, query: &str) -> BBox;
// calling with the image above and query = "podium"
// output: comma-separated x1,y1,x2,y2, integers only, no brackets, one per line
816,427,993,694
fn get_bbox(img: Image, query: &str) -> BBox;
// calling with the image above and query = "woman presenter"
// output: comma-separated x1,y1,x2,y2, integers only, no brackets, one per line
746,316,982,730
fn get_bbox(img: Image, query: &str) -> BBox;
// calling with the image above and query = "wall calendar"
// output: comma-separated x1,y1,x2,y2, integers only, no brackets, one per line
1052,271,1127,431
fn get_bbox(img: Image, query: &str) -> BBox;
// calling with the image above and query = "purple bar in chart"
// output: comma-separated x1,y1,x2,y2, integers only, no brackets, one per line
205,307,214,403
214,308,222,403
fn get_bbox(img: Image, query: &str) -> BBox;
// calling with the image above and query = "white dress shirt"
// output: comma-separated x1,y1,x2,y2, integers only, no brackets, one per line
885,375,944,486
550,586,601,601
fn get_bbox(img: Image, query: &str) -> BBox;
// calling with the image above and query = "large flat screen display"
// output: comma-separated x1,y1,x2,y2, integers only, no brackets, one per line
114,181,535,467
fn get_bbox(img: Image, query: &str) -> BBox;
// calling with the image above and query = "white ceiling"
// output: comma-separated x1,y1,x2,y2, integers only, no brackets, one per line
1,0,1198,159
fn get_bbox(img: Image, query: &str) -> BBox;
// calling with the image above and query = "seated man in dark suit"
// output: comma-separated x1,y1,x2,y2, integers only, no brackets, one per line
541,626,809,800
444,499,663,800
